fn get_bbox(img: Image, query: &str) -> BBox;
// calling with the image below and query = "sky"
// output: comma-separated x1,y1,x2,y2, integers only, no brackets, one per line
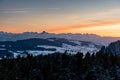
0,0,120,37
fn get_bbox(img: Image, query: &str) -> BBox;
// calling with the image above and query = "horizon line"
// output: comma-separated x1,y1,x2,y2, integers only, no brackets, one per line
0,31,120,38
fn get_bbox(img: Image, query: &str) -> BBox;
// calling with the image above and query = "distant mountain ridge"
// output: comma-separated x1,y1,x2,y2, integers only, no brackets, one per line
0,31,120,45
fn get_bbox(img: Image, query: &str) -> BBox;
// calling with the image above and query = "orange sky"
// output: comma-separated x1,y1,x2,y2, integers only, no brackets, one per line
48,20,120,32
47,20,120,37
0,20,120,37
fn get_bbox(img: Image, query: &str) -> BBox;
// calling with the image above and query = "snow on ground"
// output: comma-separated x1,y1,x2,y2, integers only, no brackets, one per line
37,45,65,53
70,40,81,45
0,45,5,47
47,39,55,41
62,43,99,54
28,50,55,56
0,48,6,50
11,43,99,58
13,50,61,58
37,43,99,55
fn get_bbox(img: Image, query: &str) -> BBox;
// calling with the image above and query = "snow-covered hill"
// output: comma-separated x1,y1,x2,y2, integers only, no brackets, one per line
0,38,102,58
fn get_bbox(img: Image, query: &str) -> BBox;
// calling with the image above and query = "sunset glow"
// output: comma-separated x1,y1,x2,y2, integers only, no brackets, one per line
0,0,120,37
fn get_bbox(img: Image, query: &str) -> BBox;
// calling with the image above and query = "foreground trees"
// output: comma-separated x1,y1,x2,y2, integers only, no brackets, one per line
0,51,120,80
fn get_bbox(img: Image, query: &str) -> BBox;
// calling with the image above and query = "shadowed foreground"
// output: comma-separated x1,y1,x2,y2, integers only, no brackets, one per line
0,51,120,80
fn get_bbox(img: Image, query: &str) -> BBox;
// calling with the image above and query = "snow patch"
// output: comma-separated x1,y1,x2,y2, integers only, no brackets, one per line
48,39,54,41
70,40,81,45
0,48,6,50
0,45,5,47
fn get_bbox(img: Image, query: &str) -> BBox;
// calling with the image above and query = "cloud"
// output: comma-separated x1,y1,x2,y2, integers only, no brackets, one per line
69,15,81,20
2,10,28,14
0,8,32,14
93,7,120,20
48,20,120,32
47,8,60,10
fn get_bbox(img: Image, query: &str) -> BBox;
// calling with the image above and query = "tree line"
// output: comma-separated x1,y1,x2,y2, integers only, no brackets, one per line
0,51,120,80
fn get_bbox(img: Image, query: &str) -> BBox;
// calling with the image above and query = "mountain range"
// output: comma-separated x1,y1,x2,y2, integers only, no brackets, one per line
0,31,120,45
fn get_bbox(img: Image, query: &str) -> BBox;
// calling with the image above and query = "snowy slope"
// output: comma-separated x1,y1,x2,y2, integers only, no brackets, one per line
0,38,102,58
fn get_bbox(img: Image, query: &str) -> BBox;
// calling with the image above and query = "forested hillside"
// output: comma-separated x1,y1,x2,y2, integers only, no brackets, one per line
0,51,120,80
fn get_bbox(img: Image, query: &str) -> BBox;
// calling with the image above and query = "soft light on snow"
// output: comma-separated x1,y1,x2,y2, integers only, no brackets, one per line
0,48,6,50
0,45,5,47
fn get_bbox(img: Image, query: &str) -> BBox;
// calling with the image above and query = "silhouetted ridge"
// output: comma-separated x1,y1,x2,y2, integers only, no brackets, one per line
100,40,120,55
